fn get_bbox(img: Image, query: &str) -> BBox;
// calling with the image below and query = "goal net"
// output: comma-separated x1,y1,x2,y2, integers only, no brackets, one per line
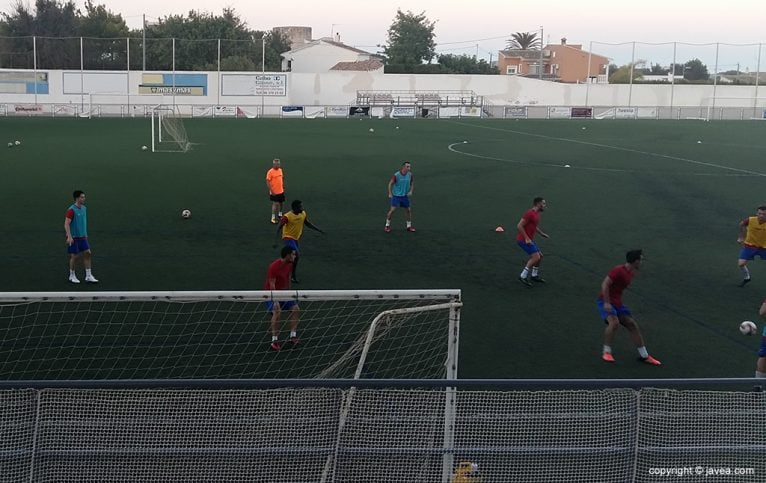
0,290,461,380
151,105,192,152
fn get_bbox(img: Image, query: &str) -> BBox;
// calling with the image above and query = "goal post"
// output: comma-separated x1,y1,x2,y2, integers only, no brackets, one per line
0,289,461,381
151,105,192,152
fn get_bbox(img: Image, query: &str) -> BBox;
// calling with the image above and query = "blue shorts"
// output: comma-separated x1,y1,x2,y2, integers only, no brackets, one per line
517,240,540,255
739,246,766,261
391,196,410,208
67,238,90,254
265,300,298,313
596,300,632,321
283,239,299,254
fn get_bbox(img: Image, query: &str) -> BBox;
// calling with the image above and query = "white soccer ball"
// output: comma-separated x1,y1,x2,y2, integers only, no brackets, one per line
369,128,374,133
564,164,571,168
14,140,20,145
740,320,757,335
6,142,12,148
463,141,468,144
697,140,702,144
581,127,587,130
395,126,400,130
181,209,191,219
141,145,148,151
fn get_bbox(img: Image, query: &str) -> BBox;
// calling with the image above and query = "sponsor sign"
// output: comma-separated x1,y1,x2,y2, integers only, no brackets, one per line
327,106,348,118
12,104,44,115
438,106,460,118
214,106,237,117
505,106,528,119
460,106,482,118
304,107,325,119
390,106,415,118
281,105,304,118
349,106,370,117
254,75,287,96
548,107,571,119
139,86,204,95
636,107,657,119
571,107,593,119
615,107,636,119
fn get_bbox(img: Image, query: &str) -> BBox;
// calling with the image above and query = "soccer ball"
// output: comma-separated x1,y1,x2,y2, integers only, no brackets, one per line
141,145,148,151
181,209,191,219
7,142,12,148
14,140,20,145
369,128,374,133
740,320,757,335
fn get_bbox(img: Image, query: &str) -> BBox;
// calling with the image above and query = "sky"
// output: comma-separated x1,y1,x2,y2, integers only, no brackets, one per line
3,0,766,69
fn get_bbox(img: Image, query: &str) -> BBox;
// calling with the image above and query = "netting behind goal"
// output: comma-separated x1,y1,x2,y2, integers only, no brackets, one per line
0,290,460,380
151,106,192,152
3,387,763,482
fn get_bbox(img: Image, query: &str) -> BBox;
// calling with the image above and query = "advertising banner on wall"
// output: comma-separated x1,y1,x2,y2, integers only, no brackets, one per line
327,106,348,118
0,71,48,94
505,106,528,119
390,106,416,118
571,107,593,119
214,106,237,117
460,106,482,117
438,106,460,118
349,106,370,117
11,104,45,115
281,106,304,117
220,74,287,96
139,73,207,96
548,107,571,119
636,108,657,119
304,106,325,119
615,107,637,119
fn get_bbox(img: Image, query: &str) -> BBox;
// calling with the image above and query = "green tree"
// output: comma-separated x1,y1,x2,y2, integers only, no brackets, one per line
608,63,642,83
0,0,80,68
683,58,709,81
437,54,497,74
383,9,436,65
506,32,540,50
80,1,129,70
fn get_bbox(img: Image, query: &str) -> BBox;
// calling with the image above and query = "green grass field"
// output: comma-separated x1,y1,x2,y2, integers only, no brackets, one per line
2,116,765,380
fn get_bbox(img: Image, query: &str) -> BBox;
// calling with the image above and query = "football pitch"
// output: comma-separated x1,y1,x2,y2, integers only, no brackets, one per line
2,116,765,380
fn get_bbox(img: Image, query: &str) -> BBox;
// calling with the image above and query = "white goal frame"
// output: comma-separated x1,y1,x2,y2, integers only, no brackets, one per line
150,105,192,152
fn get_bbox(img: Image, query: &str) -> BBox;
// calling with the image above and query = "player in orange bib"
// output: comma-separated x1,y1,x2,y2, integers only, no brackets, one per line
266,158,285,224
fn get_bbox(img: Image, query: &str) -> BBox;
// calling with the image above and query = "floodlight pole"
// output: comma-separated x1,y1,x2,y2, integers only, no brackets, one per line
712,43,720,115
80,37,84,111
261,36,265,118
670,42,677,114
755,44,762,114
585,41,593,105
628,41,635,106
142,14,146,71
538,26,544,80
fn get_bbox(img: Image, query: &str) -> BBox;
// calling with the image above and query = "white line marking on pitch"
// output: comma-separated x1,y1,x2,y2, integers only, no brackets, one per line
446,121,766,177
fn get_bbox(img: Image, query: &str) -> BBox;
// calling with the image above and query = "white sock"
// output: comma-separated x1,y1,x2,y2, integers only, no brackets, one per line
520,267,529,279
756,371,766,378
637,346,649,359
290,331,297,338
385,219,391,227
603,345,612,354
531,267,539,277
741,266,751,279
406,221,412,228
69,270,75,277
272,335,278,342
277,212,282,217
86,269,93,277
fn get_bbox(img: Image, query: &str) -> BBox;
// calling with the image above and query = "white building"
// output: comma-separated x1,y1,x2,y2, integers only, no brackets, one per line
280,38,378,73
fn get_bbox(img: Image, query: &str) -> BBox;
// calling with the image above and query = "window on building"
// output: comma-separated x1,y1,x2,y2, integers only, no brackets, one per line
506,65,518,75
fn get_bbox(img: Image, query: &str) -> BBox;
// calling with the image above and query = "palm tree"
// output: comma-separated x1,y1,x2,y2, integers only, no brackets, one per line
506,32,540,50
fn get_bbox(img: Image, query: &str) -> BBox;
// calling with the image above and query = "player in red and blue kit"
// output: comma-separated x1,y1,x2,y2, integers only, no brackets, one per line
516,197,549,286
64,190,98,284
264,246,300,351
597,249,661,365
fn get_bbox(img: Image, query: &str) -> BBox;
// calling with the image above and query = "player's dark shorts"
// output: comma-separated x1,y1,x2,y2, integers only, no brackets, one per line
283,238,299,254
517,240,540,255
390,195,410,208
739,245,766,261
67,238,90,254
270,192,286,203
596,299,631,321
265,300,298,313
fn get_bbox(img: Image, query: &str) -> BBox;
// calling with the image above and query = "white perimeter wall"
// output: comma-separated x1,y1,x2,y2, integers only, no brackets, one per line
1,69,763,108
